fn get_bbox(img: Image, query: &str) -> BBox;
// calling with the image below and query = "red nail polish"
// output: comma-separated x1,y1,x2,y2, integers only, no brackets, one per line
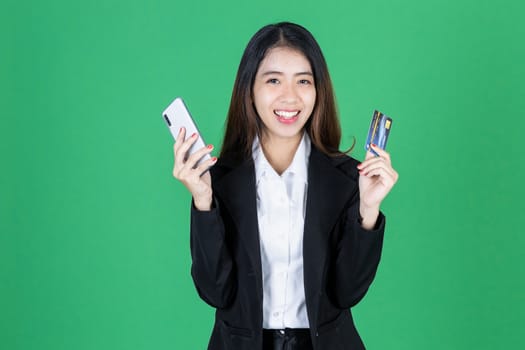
371,143,376,147
212,157,217,162
207,144,213,149
191,132,197,138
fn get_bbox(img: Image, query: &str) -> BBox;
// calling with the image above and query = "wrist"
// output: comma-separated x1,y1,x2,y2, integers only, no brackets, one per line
193,196,212,211
359,205,379,230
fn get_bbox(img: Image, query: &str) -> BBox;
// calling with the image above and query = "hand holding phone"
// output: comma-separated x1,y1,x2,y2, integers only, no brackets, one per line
164,97,216,210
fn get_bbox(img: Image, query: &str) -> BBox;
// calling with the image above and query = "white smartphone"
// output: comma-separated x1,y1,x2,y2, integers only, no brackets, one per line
162,97,211,166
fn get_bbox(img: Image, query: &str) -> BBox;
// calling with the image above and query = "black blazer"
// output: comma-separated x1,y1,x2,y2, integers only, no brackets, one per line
190,145,385,350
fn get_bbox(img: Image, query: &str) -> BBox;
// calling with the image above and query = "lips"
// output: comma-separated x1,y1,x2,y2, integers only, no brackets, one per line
274,110,300,124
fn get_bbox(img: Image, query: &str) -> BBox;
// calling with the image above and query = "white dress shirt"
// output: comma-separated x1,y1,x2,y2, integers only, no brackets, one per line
252,133,311,329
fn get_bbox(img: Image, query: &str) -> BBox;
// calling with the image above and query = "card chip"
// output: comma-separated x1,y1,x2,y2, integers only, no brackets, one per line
385,120,391,129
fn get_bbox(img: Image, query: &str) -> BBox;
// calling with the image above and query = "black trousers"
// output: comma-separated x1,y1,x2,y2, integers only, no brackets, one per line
262,329,313,350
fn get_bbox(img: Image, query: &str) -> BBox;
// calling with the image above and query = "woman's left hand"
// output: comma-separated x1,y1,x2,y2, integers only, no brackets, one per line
357,144,399,229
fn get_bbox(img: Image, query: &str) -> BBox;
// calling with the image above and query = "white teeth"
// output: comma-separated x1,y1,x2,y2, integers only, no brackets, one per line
275,110,299,119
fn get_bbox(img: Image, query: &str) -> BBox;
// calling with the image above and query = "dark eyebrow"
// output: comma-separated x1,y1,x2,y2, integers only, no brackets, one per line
260,70,313,77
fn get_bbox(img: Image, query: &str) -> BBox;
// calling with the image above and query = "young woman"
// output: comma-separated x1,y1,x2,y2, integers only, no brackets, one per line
172,22,398,350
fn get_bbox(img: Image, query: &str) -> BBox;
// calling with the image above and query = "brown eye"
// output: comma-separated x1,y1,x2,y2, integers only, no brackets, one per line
267,78,279,84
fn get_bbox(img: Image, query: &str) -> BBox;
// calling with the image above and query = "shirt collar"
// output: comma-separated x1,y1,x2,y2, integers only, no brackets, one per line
252,133,311,184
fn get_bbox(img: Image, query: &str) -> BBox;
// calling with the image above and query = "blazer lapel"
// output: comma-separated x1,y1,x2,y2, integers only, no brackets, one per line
213,159,263,300
303,147,357,326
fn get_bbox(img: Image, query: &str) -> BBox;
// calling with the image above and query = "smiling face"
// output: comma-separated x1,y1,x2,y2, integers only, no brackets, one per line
252,46,316,146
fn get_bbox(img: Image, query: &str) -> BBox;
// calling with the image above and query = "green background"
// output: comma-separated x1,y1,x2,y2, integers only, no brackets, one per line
2,0,524,349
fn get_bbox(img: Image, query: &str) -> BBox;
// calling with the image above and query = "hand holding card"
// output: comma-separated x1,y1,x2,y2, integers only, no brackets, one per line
358,109,398,229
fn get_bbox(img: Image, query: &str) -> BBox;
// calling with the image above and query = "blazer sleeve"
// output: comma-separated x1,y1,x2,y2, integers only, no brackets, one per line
190,198,236,309
331,199,386,309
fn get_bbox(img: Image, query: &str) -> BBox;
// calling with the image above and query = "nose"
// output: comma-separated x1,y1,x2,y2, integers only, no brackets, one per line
279,81,298,104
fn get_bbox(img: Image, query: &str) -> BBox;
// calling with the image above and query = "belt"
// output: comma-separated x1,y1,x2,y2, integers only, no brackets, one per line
262,328,313,350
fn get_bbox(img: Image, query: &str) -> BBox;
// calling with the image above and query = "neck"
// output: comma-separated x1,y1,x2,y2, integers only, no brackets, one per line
260,133,303,175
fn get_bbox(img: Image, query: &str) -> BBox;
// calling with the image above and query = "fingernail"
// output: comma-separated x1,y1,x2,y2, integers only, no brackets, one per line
357,163,362,168
371,143,377,147
191,132,197,138
207,144,213,149
212,157,217,162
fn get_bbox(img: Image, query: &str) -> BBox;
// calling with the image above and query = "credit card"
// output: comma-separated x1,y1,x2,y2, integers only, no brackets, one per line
365,110,392,156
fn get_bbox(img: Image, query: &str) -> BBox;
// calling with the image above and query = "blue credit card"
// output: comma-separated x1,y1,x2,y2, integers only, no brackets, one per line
365,110,392,156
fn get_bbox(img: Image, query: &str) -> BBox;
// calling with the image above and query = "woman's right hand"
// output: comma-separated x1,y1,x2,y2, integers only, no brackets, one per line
173,127,217,211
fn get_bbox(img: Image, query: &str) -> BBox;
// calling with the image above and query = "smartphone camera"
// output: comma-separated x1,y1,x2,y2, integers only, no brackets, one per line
163,114,171,126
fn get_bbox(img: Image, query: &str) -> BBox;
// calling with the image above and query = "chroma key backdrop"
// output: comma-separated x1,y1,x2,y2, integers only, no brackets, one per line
2,0,524,349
